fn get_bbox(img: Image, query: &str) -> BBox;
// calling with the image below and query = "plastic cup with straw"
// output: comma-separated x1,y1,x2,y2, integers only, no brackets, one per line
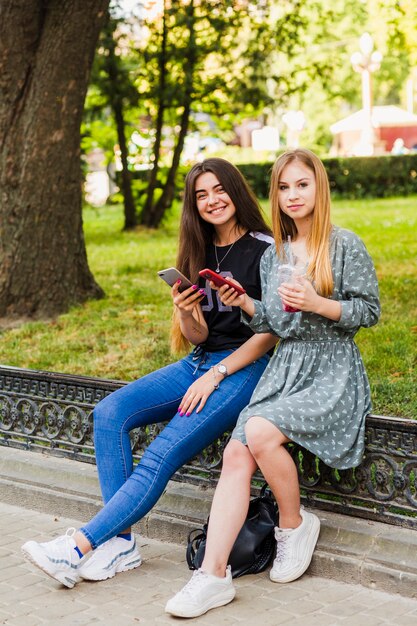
277,235,301,312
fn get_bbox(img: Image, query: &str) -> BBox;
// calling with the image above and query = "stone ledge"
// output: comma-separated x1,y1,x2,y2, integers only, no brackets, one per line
0,446,416,599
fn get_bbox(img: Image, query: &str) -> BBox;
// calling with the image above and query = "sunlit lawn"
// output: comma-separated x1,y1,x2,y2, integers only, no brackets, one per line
0,194,416,418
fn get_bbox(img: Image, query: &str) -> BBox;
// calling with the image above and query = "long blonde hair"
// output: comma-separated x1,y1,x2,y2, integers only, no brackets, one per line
171,158,271,354
270,148,333,297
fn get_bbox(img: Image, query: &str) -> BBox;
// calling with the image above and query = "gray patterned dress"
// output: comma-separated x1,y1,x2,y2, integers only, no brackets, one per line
232,227,380,469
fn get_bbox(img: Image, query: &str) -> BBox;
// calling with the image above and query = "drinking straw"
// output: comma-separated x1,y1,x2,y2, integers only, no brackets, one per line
287,235,295,266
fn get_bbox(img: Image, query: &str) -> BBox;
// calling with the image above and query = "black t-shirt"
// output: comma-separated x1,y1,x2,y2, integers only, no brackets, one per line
199,231,273,352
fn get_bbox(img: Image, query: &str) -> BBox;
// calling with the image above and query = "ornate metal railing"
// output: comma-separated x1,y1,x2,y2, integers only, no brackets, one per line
0,365,416,528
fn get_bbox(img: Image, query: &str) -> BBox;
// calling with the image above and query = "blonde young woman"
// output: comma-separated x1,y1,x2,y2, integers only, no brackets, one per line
167,148,380,618
22,158,277,587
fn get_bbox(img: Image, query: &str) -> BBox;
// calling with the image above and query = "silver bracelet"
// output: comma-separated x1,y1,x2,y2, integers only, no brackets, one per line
211,367,220,390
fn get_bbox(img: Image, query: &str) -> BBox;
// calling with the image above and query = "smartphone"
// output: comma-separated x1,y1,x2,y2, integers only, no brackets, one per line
158,267,193,292
198,268,246,295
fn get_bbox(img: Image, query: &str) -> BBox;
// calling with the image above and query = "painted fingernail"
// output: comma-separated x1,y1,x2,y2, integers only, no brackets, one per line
178,408,182,413
176,279,181,284
180,412,184,416
199,289,206,295
186,412,191,416
192,284,198,290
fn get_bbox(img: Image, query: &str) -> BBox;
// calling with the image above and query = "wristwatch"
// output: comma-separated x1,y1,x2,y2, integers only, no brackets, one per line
216,363,228,378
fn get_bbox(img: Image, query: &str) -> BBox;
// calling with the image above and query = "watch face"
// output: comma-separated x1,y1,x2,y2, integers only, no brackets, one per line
218,364,227,375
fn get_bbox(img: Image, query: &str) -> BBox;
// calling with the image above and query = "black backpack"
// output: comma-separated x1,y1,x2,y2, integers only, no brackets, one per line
186,483,277,578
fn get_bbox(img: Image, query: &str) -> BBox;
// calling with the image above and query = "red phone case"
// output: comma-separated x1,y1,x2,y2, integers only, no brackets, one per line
198,269,246,295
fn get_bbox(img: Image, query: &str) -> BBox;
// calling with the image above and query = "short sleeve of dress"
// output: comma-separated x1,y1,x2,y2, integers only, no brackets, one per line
334,233,380,331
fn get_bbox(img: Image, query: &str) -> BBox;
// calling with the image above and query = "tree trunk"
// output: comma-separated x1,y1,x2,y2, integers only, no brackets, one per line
104,20,137,231
113,101,137,230
0,0,108,321
147,0,196,229
141,1,168,226
149,97,192,228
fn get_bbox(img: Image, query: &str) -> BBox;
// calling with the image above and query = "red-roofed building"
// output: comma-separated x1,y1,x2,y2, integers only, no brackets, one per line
330,106,417,156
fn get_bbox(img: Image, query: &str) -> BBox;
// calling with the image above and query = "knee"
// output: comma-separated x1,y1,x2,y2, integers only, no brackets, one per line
93,395,117,432
245,417,284,459
221,440,255,477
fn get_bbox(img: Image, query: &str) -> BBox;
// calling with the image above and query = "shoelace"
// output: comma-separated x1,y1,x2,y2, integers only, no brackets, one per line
179,570,209,597
275,533,290,562
47,527,77,563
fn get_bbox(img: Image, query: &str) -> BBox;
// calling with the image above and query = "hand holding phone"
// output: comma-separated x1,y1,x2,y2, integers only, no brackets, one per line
158,267,193,292
198,268,246,295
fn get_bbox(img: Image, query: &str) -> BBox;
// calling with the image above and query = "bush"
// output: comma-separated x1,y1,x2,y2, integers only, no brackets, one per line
238,154,417,200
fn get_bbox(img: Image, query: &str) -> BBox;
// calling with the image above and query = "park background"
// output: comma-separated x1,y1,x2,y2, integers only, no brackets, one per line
0,0,416,420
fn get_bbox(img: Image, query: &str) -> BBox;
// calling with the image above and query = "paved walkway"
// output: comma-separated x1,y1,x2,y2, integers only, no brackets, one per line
1,503,417,626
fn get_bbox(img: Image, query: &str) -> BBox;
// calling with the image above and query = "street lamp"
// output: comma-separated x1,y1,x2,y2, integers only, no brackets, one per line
350,32,382,155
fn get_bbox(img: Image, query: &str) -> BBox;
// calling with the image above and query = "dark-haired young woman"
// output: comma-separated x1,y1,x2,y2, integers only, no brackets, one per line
22,158,277,588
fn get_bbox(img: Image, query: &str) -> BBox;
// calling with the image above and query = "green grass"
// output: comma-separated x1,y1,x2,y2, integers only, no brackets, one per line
0,195,416,418
331,197,417,419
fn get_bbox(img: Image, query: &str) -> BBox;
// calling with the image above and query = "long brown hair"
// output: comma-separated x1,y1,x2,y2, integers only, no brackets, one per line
171,157,271,353
270,148,333,297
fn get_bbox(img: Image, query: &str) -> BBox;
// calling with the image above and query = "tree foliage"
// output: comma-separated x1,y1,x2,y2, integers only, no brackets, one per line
97,0,327,227
83,0,417,227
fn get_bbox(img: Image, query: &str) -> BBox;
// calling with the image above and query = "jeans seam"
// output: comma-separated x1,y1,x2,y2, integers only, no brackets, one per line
117,396,184,487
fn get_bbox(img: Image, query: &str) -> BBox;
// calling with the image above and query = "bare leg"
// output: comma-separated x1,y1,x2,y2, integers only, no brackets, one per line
73,531,93,554
201,440,258,577
245,417,301,529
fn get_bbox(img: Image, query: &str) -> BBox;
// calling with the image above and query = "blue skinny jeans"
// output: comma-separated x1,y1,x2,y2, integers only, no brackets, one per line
80,347,269,548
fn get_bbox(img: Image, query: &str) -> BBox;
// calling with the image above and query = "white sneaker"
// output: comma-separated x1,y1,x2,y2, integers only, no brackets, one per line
270,508,320,583
79,535,142,581
165,566,236,618
21,528,87,588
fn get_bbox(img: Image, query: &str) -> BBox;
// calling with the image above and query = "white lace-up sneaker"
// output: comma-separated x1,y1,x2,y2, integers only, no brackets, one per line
22,528,88,588
79,535,142,581
165,566,236,618
270,508,320,583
